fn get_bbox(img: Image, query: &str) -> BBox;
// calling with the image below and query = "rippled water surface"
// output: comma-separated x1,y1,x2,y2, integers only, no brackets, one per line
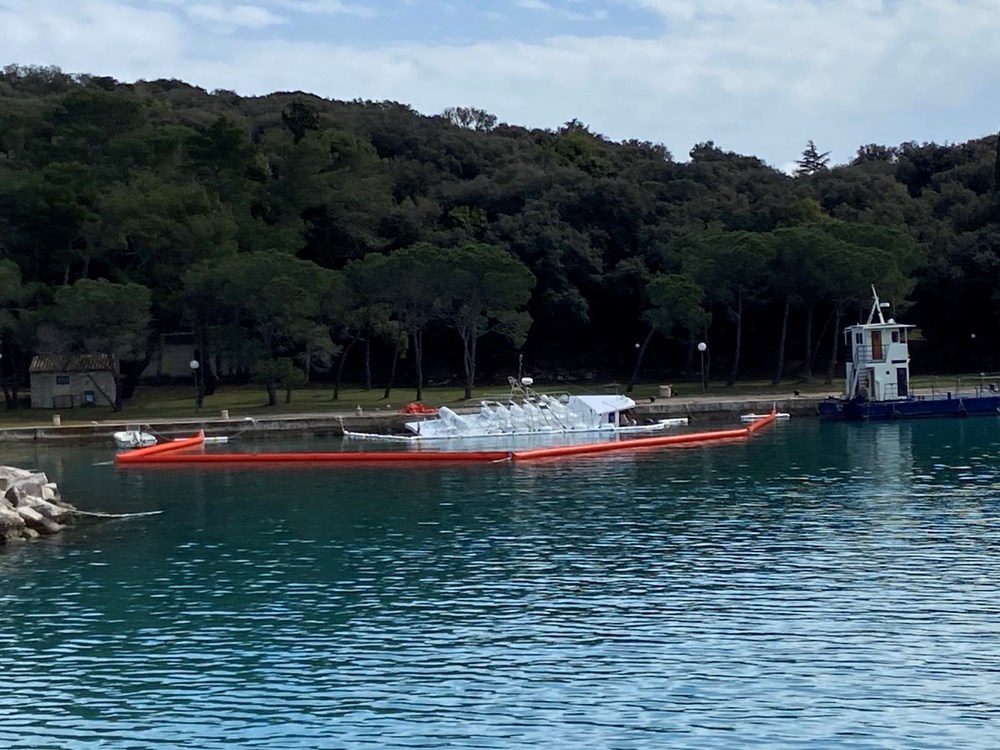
3,419,1000,748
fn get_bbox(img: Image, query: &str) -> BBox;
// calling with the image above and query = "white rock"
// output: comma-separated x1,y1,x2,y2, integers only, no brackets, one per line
0,466,35,492
16,505,63,534
1,467,70,542
0,505,26,540
40,501,70,523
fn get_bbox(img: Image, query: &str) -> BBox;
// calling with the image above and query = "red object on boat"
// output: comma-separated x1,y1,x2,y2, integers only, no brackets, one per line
402,402,438,415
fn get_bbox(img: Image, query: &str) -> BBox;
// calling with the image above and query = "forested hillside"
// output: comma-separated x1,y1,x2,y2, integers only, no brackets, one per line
2,64,998,407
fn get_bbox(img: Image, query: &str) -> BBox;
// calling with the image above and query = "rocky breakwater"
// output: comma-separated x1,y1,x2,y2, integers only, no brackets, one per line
0,466,75,543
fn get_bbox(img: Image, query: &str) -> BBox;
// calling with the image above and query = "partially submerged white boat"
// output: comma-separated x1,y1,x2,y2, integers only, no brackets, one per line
344,378,688,442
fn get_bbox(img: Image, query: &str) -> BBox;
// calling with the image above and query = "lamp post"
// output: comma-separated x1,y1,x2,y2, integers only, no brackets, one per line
697,342,708,392
189,359,201,414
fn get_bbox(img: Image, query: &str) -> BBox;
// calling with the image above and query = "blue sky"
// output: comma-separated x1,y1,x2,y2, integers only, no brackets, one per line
2,0,999,171
151,1,660,44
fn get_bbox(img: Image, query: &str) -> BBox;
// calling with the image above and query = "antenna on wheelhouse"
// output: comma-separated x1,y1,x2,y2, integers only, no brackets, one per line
867,284,891,325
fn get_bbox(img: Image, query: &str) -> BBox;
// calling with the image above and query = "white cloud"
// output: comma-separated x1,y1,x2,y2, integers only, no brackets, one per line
186,3,287,28
272,0,376,17
516,0,553,10
0,0,186,73
513,0,608,21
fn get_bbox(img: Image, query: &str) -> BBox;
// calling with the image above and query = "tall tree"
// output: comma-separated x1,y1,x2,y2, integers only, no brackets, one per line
796,140,831,176
684,231,775,385
435,244,535,399
0,259,31,408
628,273,709,391
378,244,448,401
765,225,829,383
182,251,343,406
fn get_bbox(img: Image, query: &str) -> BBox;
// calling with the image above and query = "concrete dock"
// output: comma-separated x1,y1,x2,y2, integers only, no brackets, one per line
0,393,827,445
640,394,824,421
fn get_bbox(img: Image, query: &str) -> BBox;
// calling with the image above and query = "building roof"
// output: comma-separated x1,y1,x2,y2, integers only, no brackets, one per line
29,354,118,374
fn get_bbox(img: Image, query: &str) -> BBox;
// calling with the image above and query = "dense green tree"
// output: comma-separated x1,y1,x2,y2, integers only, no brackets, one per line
441,106,497,132
182,251,343,406
35,278,151,408
628,273,709,391
0,259,32,408
764,224,846,383
39,278,150,358
491,202,597,359
281,100,320,145
434,244,535,399
994,131,1000,195
3,64,1000,402
812,221,922,382
853,144,898,165
683,231,775,385
374,243,448,401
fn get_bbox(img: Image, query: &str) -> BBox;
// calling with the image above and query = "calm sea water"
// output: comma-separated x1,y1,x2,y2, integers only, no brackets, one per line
2,418,1000,749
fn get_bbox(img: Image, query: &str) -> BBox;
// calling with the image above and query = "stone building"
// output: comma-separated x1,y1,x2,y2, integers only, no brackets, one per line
28,354,118,409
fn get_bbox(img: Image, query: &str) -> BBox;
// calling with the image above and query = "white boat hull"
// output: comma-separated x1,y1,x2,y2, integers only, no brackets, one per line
113,431,157,449
344,387,690,443
740,413,790,422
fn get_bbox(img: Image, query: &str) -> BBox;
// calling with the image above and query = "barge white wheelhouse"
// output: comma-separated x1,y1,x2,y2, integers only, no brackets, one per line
818,287,1000,421
842,287,915,403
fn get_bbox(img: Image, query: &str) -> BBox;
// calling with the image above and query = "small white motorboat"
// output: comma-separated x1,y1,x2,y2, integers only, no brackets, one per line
740,412,790,422
113,429,157,450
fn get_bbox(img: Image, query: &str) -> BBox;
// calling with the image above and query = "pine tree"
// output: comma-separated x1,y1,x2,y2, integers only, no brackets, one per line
795,140,831,176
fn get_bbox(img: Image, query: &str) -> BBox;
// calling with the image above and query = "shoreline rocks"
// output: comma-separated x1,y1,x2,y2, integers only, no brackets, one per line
0,466,76,544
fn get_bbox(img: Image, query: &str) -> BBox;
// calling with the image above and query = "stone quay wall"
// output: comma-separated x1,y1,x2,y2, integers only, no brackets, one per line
0,395,825,446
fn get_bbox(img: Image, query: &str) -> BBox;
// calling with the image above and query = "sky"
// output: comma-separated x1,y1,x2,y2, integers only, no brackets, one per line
2,0,999,171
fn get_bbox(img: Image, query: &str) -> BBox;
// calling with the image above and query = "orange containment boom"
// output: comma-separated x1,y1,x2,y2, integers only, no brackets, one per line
115,431,207,462
115,410,778,466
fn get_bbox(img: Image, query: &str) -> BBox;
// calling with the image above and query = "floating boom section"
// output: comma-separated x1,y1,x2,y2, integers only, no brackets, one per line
116,412,778,466
511,423,763,461
115,431,207,462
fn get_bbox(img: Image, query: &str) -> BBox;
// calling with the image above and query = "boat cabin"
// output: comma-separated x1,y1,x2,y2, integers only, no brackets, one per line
842,288,914,402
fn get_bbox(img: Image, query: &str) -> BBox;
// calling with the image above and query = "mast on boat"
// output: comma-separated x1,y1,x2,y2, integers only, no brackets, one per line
866,284,890,325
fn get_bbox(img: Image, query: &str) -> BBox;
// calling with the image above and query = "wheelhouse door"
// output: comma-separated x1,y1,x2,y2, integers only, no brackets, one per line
871,331,883,360
896,367,908,398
